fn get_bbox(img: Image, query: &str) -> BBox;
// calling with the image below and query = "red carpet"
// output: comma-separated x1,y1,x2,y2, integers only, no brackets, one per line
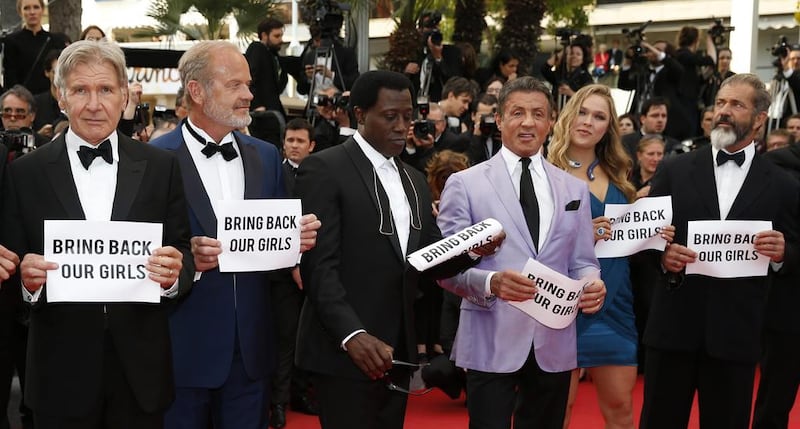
281,374,800,428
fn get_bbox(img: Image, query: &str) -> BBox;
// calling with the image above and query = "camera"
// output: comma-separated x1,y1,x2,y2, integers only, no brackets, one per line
308,0,349,40
709,18,735,47
555,27,580,45
771,36,790,58
0,128,35,154
313,93,349,109
133,103,150,133
479,114,498,137
420,11,443,47
413,120,435,140
622,20,652,57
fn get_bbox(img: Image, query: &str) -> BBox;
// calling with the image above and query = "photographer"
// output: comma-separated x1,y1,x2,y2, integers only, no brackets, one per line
310,83,354,153
0,85,48,159
618,39,688,140
674,25,717,137
402,103,469,173
296,22,359,96
404,11,465,103
466,93,501,165
540,41,593,105
767,41,800,131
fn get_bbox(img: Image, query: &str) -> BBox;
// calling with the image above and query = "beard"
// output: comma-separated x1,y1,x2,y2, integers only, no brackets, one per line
203,99,252,130
710,114,752,150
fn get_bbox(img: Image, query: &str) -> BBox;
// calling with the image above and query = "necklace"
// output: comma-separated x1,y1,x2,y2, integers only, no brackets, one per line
567,158,600,181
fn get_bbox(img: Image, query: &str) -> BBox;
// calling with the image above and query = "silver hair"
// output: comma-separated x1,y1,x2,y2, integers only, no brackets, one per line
54,40,128,100
178,41,241,105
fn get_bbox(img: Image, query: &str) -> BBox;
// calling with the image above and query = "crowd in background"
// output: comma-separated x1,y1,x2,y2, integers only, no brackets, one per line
0,1,800,429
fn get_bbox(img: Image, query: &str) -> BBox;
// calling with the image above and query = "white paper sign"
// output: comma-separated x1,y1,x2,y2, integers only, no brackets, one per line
685,220,772,278
44,220,163,303
407,218,503,272
216,199,302,272
595,196,673,258
509,259,600,329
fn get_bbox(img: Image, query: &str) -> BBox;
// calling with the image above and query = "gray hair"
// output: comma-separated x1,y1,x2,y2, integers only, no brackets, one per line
54,40,128,100
178,41,241,105
497,76,554,117
0,84,36,113
719,73,771,114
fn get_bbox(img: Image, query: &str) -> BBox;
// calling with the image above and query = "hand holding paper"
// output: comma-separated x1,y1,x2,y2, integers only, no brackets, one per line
754,230,785,263
0,245,20,281
20,253,57,293
578,278,606,314
661,243,697,273
192,236,222,272
299,213,321,253
147,246,183,288
489,270,537,301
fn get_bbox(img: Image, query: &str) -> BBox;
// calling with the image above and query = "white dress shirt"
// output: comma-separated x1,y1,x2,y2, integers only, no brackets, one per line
183,117,245,212
712,143,755,220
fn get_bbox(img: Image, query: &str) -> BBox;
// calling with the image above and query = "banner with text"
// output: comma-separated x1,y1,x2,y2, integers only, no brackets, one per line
685,220,772,278
509,259,600,329
407,218,503,272
595,196,673,258
44,220,163,303
216,199,302,272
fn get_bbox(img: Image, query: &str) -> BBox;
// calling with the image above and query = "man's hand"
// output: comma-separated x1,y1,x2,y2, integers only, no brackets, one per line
427,38,443,60
37,124,53,139
489,270,536,301
20,253,57,293
405,126,433,149
291,266,303,290
191,236,222,272
471,231,507,257
661,243,697,273
755,230,785,263
345,332,394,380
122,82,143,120
579,279,606,314
299,214,321,253
147,246,183,289
0,245,20,281
404,62,420,75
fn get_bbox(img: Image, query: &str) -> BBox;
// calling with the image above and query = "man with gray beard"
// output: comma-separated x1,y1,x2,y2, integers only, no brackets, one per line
639,73,800,429
149,41,321,429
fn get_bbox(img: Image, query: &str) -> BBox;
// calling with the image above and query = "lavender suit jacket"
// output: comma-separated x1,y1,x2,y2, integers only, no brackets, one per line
437,152,599,373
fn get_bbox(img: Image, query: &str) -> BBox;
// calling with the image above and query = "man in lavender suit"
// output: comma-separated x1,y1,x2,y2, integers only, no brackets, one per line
436,76,606,429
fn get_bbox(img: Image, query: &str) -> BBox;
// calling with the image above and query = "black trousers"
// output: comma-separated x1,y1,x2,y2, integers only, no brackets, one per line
0,296,30,429
269,275,305,405
312,368,410,429
465,345,570,429
33,331,164,429
640,346,755,429
752,328,800,429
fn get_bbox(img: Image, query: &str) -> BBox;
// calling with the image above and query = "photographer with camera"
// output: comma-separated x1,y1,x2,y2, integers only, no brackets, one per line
402,101,470,173
767,39,800,133
404,11,465,104
618,32,688,141
310,83,354,153
0,84,48,159
466,93,501,165
540,38,593,107
246,18,292,119
674,25,718,137
296,21,359,97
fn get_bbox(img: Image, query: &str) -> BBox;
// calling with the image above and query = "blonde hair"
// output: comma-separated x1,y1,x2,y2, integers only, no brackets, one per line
548,84,636,202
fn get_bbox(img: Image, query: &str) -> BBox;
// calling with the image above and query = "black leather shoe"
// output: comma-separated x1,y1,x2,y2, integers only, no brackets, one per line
270,404,287,428
290,394,319,415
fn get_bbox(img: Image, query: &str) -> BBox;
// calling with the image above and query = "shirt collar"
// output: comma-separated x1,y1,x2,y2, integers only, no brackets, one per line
354,131,396,171
499,145,544,177
65,128,119,163
186,117,235,145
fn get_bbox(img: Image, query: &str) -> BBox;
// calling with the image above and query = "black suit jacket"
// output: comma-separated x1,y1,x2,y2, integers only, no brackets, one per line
645,146,800,362
401,128,471,173
1,133,194,416
408,45,464,102
294,138,475,380
245,41,288,118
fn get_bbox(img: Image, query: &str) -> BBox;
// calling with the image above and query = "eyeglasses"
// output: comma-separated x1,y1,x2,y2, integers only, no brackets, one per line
383,360,433,396
2,109,28,119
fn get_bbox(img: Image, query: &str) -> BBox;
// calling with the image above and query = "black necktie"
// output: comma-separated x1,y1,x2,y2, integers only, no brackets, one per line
716,150,745,167
185,121,238,161
77,140,113,170
519,158,540,252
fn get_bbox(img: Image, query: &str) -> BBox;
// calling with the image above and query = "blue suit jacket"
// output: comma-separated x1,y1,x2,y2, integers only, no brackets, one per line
437,152,599,373
151,126,286,388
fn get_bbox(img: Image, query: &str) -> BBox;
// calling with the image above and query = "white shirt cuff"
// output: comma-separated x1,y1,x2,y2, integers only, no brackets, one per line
21,283,42,303
341,329,366,351
161,278,180,299
483,271,496,298
770,260,784,272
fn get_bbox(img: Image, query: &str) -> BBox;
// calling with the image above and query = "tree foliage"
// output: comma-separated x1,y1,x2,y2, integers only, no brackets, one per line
452,0,487,54
495,0,546,76
143,0,277,41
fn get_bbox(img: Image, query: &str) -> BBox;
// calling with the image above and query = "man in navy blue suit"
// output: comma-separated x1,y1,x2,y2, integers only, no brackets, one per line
150,40,320,429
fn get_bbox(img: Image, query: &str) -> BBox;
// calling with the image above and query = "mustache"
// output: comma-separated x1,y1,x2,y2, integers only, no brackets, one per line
713,115,733,128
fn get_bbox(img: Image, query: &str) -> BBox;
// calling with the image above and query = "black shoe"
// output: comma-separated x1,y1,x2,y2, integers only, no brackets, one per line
290,394,319,415
270,404,286,429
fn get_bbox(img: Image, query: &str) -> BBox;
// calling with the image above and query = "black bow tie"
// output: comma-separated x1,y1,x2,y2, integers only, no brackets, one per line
77,140,113,169
716,150,745,167
184,121,238,161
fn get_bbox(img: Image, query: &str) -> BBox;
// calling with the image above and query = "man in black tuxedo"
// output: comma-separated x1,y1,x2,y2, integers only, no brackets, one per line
641,73,800,429
246,18,289,119
294,71,500,429
1,41,194,428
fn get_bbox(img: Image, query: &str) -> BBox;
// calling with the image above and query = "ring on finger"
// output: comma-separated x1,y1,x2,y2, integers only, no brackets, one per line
596,227,606,236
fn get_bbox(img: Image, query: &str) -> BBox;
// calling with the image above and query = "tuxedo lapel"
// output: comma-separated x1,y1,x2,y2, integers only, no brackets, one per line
44,135,85,219
343,139,404,261
237,134,265,200
727,156,771,220
175,137,217,236
690,147,721,219
111,137,146,221
484,155,537,256
395,159,422,255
